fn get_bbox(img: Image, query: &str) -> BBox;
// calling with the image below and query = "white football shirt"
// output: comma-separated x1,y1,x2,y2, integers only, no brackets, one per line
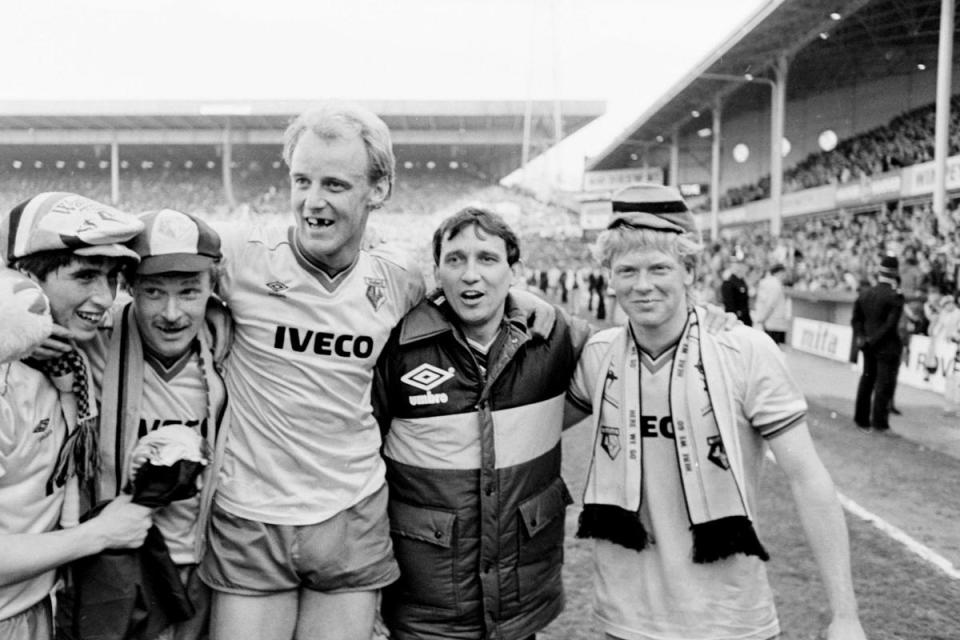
213,223,425,525
569,325,806,640
0,363,69,620
139,350,221,565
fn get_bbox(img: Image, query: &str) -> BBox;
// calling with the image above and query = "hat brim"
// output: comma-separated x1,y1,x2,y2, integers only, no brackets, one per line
137,253,217,275
73,244,141,262
608,211,689,233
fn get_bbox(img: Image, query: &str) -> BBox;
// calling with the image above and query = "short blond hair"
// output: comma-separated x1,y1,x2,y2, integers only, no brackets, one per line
593,226,703,274
283,103,395,199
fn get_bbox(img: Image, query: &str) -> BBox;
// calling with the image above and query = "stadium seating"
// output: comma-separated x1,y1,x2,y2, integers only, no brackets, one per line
711,95,960,210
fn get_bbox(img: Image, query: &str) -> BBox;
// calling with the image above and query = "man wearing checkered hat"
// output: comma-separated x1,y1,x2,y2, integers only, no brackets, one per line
566,184,865,640
69,208,231,640
0,192,153,640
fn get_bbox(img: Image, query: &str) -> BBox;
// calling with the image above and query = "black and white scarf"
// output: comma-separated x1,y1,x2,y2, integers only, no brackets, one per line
576,308,769,563
33,348,100,495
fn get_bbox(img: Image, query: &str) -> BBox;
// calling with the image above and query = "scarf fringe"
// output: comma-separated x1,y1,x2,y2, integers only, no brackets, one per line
690,515,769,563
75,416,102,485
576,504,649,552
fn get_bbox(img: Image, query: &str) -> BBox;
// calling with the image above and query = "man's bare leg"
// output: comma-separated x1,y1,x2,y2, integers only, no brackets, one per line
209,591,298,640
295,589,377,640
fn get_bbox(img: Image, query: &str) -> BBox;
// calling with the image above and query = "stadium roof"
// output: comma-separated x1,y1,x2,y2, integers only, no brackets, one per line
587,0,951,170
0,99,603,148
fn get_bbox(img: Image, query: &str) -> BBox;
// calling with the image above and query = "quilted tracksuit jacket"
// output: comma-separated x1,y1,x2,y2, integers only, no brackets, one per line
374,292,589,640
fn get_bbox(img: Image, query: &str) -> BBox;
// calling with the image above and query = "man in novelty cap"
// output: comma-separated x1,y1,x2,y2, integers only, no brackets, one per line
77,208,230,640
0,192,153,640
565,183,867,640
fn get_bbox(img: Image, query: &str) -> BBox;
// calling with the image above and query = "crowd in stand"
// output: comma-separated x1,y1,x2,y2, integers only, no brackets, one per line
711,199,960,303
718,95,960,209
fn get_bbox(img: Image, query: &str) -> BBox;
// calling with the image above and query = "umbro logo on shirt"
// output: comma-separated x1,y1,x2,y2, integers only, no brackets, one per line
266,281,289,297
401,363,454,406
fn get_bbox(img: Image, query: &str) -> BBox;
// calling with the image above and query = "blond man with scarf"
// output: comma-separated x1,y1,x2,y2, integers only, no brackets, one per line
566,184,866,640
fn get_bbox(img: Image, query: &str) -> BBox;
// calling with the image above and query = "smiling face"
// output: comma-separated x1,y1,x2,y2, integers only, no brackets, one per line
35,256,123,343
288,131,389,275
131,271,212,360
434,224,517,345
610,246,693,340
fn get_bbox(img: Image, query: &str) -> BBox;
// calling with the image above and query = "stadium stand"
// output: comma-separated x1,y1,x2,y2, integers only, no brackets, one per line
716,96,960,210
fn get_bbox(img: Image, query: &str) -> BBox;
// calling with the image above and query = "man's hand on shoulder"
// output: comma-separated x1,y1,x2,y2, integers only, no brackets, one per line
511,287,556,339
26,324,74,361
701,303,740,334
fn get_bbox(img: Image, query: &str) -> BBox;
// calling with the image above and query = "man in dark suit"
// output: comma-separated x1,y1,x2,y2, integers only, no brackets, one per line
852,256,904,433
721,259,752,326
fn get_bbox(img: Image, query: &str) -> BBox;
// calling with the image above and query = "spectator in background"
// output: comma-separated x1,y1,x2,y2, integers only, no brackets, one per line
547,265,562,302
852,256,904,433
721,258,752,326
925,294,960,414
592,268,607,320
754,263,790,345
899,253,924,303
922,283,944,336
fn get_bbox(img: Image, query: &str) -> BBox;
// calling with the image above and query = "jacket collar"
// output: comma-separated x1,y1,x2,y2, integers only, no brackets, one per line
398,288,530,346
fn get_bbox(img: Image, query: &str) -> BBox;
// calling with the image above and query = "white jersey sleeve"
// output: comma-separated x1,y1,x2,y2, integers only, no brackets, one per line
720,326,807,439
568,327,619,412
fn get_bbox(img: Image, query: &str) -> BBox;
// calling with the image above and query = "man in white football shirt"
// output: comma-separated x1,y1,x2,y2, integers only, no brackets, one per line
0,193,153,640
567,184,866,640
197,104,425,640
200,103,554,640
80,209,228,640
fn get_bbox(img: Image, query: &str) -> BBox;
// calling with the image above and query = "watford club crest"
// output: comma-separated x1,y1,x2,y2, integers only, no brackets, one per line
365,277,386,311
601,425,622,460
707,435,730,470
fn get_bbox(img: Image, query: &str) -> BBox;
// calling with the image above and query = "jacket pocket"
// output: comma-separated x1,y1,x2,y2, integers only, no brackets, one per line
516,477,572,599
388,499,458,611
518,477,572,545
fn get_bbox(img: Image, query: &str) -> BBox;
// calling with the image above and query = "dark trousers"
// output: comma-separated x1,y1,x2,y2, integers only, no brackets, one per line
765,330,786,345
854,349,899,430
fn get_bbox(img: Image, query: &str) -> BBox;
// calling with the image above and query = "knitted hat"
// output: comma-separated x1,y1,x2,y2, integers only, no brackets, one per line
131,209,222,275
608,183,697,235
1,192,143,266
878,255,899,279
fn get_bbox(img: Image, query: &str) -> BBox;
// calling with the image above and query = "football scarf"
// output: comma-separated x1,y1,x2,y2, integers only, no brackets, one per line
577,308,769,563
35,348,100,495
